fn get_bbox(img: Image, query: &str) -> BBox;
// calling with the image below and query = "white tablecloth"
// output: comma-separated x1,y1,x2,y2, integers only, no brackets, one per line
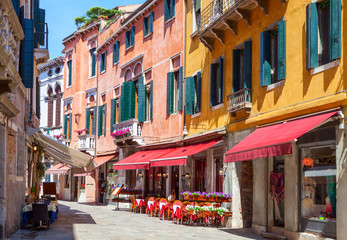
23,204,56,213
159,202,166,210
173,205,181,214
147,201,154,208
135,199,144,205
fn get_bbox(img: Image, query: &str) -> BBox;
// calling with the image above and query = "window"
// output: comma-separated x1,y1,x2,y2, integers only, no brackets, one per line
185,71,201,115
146,84,153,121
55,85,61,126
110,98,117,132
210,57,224,107
90,47,96,77
48,69,52,77
64,113,72,139
232,41,252,92
120,81,136,122
192,0,201,33
47,87,53,127
137,77,153,122
143,12,154,37
125,26,135,49
100,51,107,73
86,107,96,135
306,0,341,69
166,66,183,115
55,67,60,74
164,0,175,21
113,41,120,64
67,59,72,87
260,21,286,86
98,103,107,136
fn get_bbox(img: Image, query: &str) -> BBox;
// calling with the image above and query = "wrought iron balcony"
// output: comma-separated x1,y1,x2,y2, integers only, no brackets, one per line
227,88,252,114
198,0,268,51
112,118,143,145
78,134,95,152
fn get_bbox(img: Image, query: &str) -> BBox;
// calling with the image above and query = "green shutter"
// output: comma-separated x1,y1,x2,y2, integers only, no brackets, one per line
126,31,129,49
91,48,96,76
130,81,136,119
120,85,125,121
178,66,183,112
68,60,72,86
104,104,107,135
170,72,175,114
196,72,201,112
260,31,271,86
185,77,195,115
20,19,34,88
330,0,341,60
166,72,171,115
92,106,97,135
131,26,135,46
138,77,146,122
232,49,240,93
98,105,103,136
210,63,217,106
64,114,68,137
68,113,72,139
86,108,90,131
218,57,224,103
277,21,286,80
143,17,148,36
150,12,154,33
37,9,45,46
306,3,318,69
116,41,120,62
170,0,175,18
110,99,115,132
243,41,252,89
113,44,116,64
150,81,153,120
164,0,170,21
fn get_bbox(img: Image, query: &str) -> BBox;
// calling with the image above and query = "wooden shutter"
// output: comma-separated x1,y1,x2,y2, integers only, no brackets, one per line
164,0,170,21
37,8,45,46
210,63,217,106
166,72,171,115
330,0,341,60
218,57,224,103
86,108,90,131
91,48,96,76
68,113,72,139
64,114,68,137
126,31,129,49
11,0,20,17
138,77,146,122
185,77,194,115
178,66,183,112
150,12,154,33
196,71,201,112
120,84,125,122
150,81,153,120
260,31,271,86
110,99,116,132
92,106,97,135
131,26,135,46
232,49,240,93
143,17,148,36
116,41,120,62
103,104,107,135
68,60,72,86
98,105,103,136
306,3,318,69
243,41,252,89
113,44,116,64
277,21,286,80
21,19,34,88
130,81,136,119
170,0,175,18
170,72,175,113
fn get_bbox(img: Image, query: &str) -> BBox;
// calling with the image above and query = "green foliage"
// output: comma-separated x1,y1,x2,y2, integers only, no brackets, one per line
74,7,123,28
37,161,46,179
31,187,37,193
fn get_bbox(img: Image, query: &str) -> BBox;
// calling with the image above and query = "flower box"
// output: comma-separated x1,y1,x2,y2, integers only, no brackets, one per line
184,195,190,200
197,196,205,201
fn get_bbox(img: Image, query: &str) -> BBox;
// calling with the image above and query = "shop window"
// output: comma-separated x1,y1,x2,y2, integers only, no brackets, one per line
301,146,336,223
195,160,206,192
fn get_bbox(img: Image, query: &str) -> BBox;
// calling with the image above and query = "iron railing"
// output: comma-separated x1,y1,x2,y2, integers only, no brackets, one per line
227,88,252,113
200,0,239,31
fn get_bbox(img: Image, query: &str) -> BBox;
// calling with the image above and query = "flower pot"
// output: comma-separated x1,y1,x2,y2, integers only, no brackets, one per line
184,195,190,200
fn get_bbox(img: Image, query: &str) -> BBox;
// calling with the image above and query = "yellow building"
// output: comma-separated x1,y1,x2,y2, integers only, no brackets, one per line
184,0,346,238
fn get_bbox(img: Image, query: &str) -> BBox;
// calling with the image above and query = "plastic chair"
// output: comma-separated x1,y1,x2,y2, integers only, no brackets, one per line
129,195,136,213
32,203,50,230
153,198,161,217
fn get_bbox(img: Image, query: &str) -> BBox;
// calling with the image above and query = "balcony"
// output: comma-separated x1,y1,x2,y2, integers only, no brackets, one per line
227,88,252,115
78,134,95,154
112,119,143,146
199,0,268,51
34,23,49,63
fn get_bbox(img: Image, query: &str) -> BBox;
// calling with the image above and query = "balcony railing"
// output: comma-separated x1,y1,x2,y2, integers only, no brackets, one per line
227,88,252,113
200,0,238,31
112,118,143,144
78,134,95,150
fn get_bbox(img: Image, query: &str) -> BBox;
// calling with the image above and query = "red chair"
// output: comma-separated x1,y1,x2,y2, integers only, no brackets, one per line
153,198,161,217
166,199,175,220
158,198,168,220
146,197,155,215
171,200,182,223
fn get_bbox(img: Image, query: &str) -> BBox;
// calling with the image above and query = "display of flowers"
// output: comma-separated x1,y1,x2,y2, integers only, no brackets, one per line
53,133,63,139
185,205,229,216
181,191,232,199
75,128,89,135
81,184,85,189
110,128,131,139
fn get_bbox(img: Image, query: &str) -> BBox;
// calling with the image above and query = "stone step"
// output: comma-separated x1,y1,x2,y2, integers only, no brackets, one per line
261,231,287,240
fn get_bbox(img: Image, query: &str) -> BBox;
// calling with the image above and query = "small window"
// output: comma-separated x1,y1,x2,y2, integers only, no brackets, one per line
164,0,175,21
55,67,60,74
210,57,224,107
100,51,107,73
90,47,96,77
67,60,72,87
48,69,53,77
192,0,201,33
143,12,154,37
113,41,120,64
318,1,330,66
125,26,135,49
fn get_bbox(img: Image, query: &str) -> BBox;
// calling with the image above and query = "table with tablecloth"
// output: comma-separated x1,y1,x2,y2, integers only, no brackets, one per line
147,200,155,214
22,203,59,225
171,204,182,220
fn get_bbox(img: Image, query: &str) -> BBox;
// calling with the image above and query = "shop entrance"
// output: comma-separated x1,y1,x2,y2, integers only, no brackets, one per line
74,177,78,201
171,166,179,199
270,157,285,228
195,160,206,192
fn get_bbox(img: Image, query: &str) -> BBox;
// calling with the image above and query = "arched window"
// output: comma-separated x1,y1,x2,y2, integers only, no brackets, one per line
47,87,53,127
133,62,142,78
55,85,62,126
124,68,132,82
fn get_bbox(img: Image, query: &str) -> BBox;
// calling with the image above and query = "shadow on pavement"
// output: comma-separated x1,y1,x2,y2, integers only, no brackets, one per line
218,228,265,239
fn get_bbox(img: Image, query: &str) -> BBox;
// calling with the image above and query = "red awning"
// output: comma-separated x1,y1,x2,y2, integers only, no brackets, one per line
225,111,338,162
93,155,116,167
46,163,71,175
113,148,175,170
150,138,222,167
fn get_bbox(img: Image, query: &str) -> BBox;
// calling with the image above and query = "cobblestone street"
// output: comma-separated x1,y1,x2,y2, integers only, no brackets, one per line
10,201,265,240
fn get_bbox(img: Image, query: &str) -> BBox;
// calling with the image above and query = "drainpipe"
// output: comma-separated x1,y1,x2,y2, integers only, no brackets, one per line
182,0,187,140
94,32,99,203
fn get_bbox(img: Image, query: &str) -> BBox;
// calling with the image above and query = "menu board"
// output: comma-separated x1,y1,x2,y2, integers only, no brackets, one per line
110,184,124,197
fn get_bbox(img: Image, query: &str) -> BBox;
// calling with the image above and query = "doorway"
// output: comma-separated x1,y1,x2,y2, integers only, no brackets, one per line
171,166,179,198
195,160,206,192
270,157,285,227
74,177,78,201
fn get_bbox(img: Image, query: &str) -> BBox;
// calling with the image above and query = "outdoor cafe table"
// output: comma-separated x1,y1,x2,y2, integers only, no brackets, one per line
22,203,59,225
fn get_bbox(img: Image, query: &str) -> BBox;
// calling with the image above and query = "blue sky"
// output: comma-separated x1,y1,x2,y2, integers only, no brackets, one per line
41,0,144,59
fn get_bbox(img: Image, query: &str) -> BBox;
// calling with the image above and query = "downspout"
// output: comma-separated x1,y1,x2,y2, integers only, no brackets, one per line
183,0,187,139
94,28,100,203
265,158,269,232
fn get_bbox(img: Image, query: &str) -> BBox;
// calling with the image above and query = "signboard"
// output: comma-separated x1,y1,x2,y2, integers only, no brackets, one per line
110,184,124,197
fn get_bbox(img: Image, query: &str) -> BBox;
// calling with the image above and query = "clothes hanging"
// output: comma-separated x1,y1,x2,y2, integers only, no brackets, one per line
270,170,285,204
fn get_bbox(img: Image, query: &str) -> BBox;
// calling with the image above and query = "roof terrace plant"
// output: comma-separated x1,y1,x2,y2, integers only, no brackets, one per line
74,7,123,29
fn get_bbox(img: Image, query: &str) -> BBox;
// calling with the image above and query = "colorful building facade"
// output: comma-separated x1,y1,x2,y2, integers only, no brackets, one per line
185,0,346,239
